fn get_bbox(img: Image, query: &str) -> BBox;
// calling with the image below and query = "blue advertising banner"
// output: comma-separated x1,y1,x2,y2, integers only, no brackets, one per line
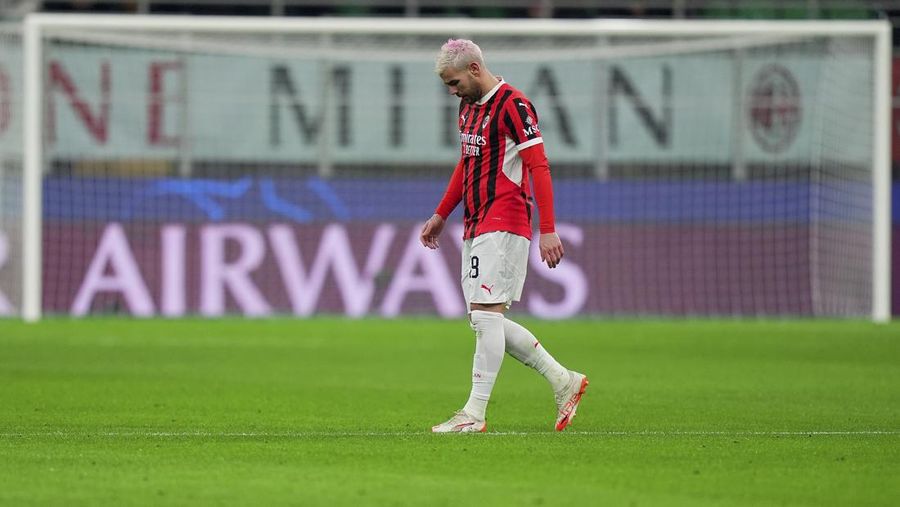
43,176,873,223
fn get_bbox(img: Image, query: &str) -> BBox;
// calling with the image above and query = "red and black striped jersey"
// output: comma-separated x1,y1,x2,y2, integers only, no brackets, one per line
454,80,544,240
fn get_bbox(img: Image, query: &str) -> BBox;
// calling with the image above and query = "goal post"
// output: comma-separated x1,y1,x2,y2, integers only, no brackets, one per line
7,14,892,321
873,23,892,323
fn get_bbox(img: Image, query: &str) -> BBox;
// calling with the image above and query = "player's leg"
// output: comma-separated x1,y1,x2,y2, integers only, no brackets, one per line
491,235,588,431
460,305,506,424
502,317,569,390
432,233,518,433
489,233,567,391
502,317,588,431
459,233,517,422
431,302,504,433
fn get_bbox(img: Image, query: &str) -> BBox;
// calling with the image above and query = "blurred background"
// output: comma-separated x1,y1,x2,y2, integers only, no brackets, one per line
0,1,896,320
0,0,877,20
11,0,900,23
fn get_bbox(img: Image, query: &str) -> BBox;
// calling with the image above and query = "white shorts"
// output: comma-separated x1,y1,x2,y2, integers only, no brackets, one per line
461,231,530,312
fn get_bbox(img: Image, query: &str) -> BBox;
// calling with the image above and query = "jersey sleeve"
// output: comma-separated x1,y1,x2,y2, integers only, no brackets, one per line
520,143,556,234
434,159,464,220
501,96,544,150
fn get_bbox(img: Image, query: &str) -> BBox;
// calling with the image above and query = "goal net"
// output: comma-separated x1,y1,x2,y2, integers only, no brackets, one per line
0,25,21,318
2,15,891,320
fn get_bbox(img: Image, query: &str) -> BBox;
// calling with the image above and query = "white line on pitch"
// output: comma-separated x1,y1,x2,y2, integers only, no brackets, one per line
1,430,898,438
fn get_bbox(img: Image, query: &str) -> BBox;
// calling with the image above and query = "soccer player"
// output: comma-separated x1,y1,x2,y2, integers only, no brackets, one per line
421,39,588,433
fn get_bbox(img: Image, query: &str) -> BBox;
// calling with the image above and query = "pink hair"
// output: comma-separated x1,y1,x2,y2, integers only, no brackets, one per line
435,38,485,74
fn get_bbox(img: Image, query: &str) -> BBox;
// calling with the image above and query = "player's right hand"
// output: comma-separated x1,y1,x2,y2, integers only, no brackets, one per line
420,214,446,249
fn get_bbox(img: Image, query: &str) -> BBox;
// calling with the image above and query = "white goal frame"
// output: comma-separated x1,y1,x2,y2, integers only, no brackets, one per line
19,14,892,322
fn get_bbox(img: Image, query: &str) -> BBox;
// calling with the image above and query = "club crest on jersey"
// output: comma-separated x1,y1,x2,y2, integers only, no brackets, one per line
481,114,490,129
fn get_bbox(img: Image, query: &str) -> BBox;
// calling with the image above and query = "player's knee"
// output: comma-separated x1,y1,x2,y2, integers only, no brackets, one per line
469,309,504,333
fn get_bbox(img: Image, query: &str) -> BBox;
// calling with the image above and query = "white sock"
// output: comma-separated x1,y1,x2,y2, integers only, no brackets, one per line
503,318,570,393
462,310,506,421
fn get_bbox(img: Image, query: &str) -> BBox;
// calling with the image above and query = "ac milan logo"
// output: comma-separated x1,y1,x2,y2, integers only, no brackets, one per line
482,114,490,129
747,64,802,154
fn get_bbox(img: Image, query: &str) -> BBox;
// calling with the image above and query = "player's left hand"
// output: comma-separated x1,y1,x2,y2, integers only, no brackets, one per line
539,232,564,268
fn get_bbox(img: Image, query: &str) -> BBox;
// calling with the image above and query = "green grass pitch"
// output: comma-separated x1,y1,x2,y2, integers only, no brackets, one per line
0,318,898,506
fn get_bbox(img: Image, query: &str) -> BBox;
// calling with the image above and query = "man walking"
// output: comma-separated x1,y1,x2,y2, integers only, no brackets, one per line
421,39,588,433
